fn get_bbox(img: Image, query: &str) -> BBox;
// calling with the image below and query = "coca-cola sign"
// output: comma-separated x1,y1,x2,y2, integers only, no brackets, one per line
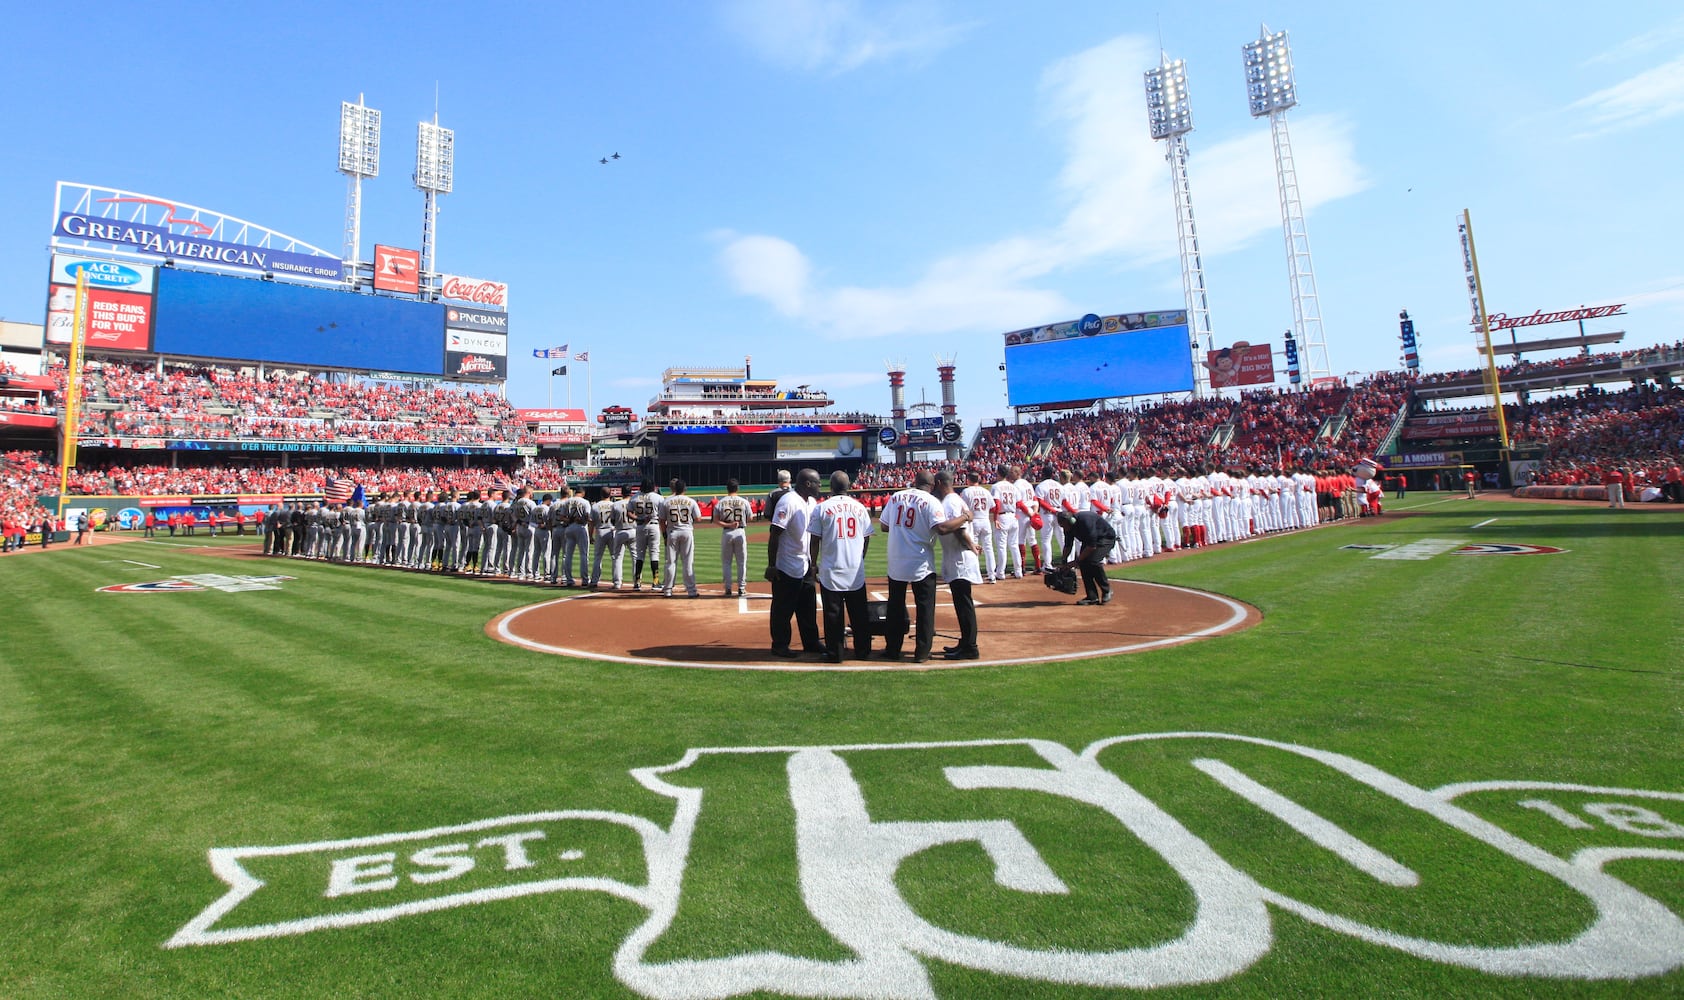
438,274,508,310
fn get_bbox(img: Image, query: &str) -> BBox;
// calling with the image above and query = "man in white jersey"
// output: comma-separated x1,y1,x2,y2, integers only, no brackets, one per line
933,470,984,660
661,479,702,597
958,468,998,583
711,478,753,597
765,468,822,658
878,469,971,663
1034,464,1070,564
990,464,1024,579
1012,466,1041,572
806,470,875,662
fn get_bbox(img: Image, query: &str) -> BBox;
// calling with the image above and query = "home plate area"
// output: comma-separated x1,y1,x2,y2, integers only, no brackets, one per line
490,575,1258,670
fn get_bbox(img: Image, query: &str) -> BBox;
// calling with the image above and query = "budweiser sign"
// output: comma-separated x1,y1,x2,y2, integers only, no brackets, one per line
438,274,508,310
1486,303,1625,331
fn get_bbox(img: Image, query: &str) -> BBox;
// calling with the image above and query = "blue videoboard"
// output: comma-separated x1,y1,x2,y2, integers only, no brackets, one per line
1004,311,1194,408
151,268,446,374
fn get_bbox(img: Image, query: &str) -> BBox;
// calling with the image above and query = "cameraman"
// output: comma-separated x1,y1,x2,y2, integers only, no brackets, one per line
1056,510,1116,606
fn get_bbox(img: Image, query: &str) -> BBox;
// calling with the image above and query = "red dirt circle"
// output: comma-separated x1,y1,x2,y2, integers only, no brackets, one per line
488,574,1259,671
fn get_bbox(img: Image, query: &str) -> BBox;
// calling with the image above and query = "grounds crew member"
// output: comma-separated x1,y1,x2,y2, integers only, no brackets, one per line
806,470,874,662
1057,508,1117,606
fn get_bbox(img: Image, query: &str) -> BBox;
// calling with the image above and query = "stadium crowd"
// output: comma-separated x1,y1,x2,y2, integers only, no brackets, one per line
1512,384,1684,493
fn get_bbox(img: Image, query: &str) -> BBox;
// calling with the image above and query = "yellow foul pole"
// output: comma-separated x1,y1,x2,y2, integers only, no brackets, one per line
1457,210,1510,450
56,271,88,514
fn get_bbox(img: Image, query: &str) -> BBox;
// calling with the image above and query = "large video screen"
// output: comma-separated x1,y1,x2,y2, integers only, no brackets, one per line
1004,310,1194,408
151,268,446,374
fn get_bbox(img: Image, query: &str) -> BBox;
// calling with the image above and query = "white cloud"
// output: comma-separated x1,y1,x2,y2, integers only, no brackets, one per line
1610,276,1684,312
1569,54,1684,135
718,34,1369,340
1582,15,1684,67
720,0,971,74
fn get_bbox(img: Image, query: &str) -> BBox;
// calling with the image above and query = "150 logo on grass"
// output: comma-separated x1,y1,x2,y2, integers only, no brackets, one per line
168,733,1684,996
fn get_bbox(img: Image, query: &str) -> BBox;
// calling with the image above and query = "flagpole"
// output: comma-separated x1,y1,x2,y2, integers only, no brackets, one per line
567,367,573,408
548,368,553,409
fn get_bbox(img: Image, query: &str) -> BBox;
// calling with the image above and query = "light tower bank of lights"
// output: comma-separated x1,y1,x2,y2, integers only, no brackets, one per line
1143,53,1215,397
1243,25,1332,384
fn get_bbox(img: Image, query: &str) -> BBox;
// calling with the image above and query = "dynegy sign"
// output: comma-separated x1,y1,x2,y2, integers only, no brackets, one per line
167,732,1684,996
54,213,343,281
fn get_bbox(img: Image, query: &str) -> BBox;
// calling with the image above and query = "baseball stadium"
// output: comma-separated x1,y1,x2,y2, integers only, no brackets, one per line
4,15,1684,1000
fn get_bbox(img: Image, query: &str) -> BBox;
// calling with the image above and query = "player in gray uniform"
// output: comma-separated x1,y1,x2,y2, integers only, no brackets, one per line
319,504,342,560
531,495,555,582
607,491,634,589
627,479,664,591
505,487,533,579
435,492,460,572
711,479,753,597
415,493,438,570
344,499,368,565
457,492,482,573
588,489,616,587
557,485,592,587
305,502,326,559
479,493,505,575
661,479,702,597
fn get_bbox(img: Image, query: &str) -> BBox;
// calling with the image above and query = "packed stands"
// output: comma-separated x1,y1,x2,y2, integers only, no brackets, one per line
1512,384,1684,487
71,359,533,447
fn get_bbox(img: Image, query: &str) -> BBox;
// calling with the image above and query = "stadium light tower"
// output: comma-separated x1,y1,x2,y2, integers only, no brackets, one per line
1243,25,1331,384
414,114,455,290
338,95,380,282
1144,52,1214,397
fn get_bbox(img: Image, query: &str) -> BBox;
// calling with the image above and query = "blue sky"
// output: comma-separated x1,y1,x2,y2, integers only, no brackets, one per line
2,1,1680,428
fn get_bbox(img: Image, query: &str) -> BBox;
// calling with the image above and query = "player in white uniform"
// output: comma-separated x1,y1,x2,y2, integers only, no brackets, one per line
959,468,998,583
628,479,664,591
990,465,1023,579
711,479,754,597
1011,466,1040,573
805,471,875,661
1033,465,1068,564
933,470,984,660
661,479,702,597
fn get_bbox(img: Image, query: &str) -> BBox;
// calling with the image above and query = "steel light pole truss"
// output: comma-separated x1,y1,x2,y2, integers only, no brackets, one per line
1243,26,1331,384
1144,54,1213,396
415,118,455,287
338,97,381,279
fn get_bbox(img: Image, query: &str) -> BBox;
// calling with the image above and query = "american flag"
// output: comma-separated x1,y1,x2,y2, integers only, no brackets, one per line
324,477,357,504
531,343,570,359
488,478,515,498
574,351,590,362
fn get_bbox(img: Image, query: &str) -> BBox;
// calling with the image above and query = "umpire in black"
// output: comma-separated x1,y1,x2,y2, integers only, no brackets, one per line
1056,510,1116,605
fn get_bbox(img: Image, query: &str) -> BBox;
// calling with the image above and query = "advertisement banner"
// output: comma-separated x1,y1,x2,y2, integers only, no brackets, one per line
50,284,153,351
444,350,507,380
437,274,508,310
776,435,863,460
54,213,343,281
372,245,420,295
0,411,56,428
51,253,156,294
443,306,508,333
535,432,591,445
1403,419,1500,440
1204,342,1275,388
445,329,506,356
515,408,588,423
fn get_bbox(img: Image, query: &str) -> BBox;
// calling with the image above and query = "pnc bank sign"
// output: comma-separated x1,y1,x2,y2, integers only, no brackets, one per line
166,732,1684,996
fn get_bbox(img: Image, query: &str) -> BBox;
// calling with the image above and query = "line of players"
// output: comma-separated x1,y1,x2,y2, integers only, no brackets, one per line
263,477,753,597
958,463,1324,581
263,463,1326,588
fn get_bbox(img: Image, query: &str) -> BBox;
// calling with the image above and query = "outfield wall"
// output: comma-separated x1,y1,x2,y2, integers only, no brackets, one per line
1513,485,1609,501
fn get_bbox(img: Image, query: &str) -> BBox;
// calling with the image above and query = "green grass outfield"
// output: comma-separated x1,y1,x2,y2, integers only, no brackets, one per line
2,496,1680,998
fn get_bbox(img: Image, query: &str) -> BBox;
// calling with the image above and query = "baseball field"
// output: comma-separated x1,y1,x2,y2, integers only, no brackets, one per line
2,494,1680,998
